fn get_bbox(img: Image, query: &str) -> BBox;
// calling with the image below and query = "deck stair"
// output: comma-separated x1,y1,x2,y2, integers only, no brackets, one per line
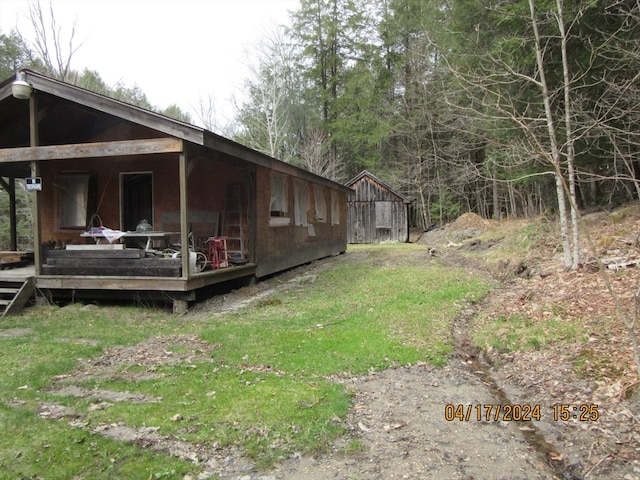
0,278,35,318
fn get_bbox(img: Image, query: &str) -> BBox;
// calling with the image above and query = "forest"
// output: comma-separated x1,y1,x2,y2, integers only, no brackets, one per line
1,0,639,267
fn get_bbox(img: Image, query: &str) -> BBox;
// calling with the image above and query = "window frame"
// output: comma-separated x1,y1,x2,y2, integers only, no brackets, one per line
331,190,340,225
293,179,310,227
269,172,290,226
56,173,92,230
375,201,393,229
313,185,327,223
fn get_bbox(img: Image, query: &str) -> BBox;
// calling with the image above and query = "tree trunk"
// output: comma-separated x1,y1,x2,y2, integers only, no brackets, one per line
556,0,580,269
529,0,574,269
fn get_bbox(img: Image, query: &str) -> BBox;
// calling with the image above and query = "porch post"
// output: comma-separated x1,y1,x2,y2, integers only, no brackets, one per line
174,150,190,314
29,93,42,275
179,150,189,278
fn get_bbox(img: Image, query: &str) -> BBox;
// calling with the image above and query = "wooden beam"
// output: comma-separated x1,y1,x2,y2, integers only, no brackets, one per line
30,94,42,276
179,151,189,279
0,138,183,163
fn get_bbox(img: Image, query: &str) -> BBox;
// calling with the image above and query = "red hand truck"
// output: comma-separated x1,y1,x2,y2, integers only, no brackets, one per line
206,236,229,269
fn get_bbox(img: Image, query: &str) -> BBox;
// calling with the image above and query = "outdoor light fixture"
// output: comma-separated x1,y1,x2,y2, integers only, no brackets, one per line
11,72,32,100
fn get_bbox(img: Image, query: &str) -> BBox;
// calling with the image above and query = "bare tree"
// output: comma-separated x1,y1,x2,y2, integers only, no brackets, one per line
431,0,585,267
297,128,344,181
527,0,579,269
234,23,298,162
25,0,84,82
191,93,236,135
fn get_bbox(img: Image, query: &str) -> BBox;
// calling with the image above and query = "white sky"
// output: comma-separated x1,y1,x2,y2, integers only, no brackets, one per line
0,0,298,127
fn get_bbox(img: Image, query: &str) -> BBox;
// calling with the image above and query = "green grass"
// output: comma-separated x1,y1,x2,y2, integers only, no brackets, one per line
0,244,491,478
471,313,586,353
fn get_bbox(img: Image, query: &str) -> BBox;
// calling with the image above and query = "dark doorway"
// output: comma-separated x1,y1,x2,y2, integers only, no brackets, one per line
121,172,153,231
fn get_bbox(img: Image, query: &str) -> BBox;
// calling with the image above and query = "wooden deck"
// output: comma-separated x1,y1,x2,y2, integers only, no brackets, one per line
0,265,35,282
36,263,257,314
36,263,257,292
0,261,257,291
0,262,257,314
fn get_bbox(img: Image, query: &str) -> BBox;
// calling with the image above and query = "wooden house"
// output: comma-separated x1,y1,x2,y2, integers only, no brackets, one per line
0,70,351,313
346,170,410,244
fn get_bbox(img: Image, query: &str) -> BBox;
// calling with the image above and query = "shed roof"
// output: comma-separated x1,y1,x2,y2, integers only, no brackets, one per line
0,70,352,193
346,170,411,203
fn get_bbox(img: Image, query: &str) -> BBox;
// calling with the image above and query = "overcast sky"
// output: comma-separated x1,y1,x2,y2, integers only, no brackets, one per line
0,0,299,127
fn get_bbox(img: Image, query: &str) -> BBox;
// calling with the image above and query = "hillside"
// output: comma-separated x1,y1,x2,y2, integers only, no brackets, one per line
420,204,640,478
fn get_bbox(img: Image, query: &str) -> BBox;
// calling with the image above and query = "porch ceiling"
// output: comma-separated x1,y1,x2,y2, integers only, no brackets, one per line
0,92,123,149
0,91,165,179
0,161,30,178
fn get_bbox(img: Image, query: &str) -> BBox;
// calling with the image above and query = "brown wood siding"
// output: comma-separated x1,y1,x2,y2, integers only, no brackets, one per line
254,165,347,277
38,155,180,246
184,155,253,256
38,153,254,253
347,175,408,244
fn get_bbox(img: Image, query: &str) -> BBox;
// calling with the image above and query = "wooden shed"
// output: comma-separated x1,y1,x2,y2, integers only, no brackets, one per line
0,70,351,313
346,170,410,244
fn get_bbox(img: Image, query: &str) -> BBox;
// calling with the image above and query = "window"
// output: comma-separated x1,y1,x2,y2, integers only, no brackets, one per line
375,201,392,229
313,186,327,222
269,172,290,226
331,190,340,225
57,174,91,229
293,180,310,226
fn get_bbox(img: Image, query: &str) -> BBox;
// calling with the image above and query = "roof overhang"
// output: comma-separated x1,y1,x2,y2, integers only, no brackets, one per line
0,70,353,194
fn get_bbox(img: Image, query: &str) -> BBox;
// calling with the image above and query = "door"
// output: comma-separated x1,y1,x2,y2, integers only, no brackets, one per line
121,172,153,231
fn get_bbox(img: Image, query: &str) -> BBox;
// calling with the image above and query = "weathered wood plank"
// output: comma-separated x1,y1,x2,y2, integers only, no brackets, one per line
0,138,183,163
3,278,35,317
35,263,257,292
65,244,125,251
0,260,30,270
37,276,190,290
47,249,145,259
41,263,181,277
42,256,181,277
0,287,20,294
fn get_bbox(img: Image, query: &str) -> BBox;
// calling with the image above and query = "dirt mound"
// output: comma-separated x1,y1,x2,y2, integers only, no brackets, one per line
451,212,493,229
418,212,493,248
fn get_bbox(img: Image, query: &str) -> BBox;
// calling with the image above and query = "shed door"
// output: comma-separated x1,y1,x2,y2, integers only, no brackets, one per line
121,172,153,231
375,201,392,229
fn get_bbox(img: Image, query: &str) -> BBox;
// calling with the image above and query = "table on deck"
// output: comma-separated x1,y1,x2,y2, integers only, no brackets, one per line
81,231,179,250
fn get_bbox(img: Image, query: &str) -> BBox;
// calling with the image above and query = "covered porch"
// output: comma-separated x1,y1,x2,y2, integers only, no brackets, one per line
0,72,259,313
6,137,258,313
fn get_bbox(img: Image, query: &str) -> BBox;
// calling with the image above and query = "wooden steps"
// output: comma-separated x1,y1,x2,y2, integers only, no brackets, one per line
0,278,35,317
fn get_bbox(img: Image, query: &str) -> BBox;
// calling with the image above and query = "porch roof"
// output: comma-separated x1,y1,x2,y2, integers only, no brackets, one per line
0,70,352,194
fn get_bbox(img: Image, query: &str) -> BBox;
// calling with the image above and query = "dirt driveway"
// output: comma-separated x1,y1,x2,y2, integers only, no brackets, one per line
269,361,556,480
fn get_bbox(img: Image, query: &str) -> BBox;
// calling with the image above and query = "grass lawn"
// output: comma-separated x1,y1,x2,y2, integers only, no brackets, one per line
0,244,491,479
